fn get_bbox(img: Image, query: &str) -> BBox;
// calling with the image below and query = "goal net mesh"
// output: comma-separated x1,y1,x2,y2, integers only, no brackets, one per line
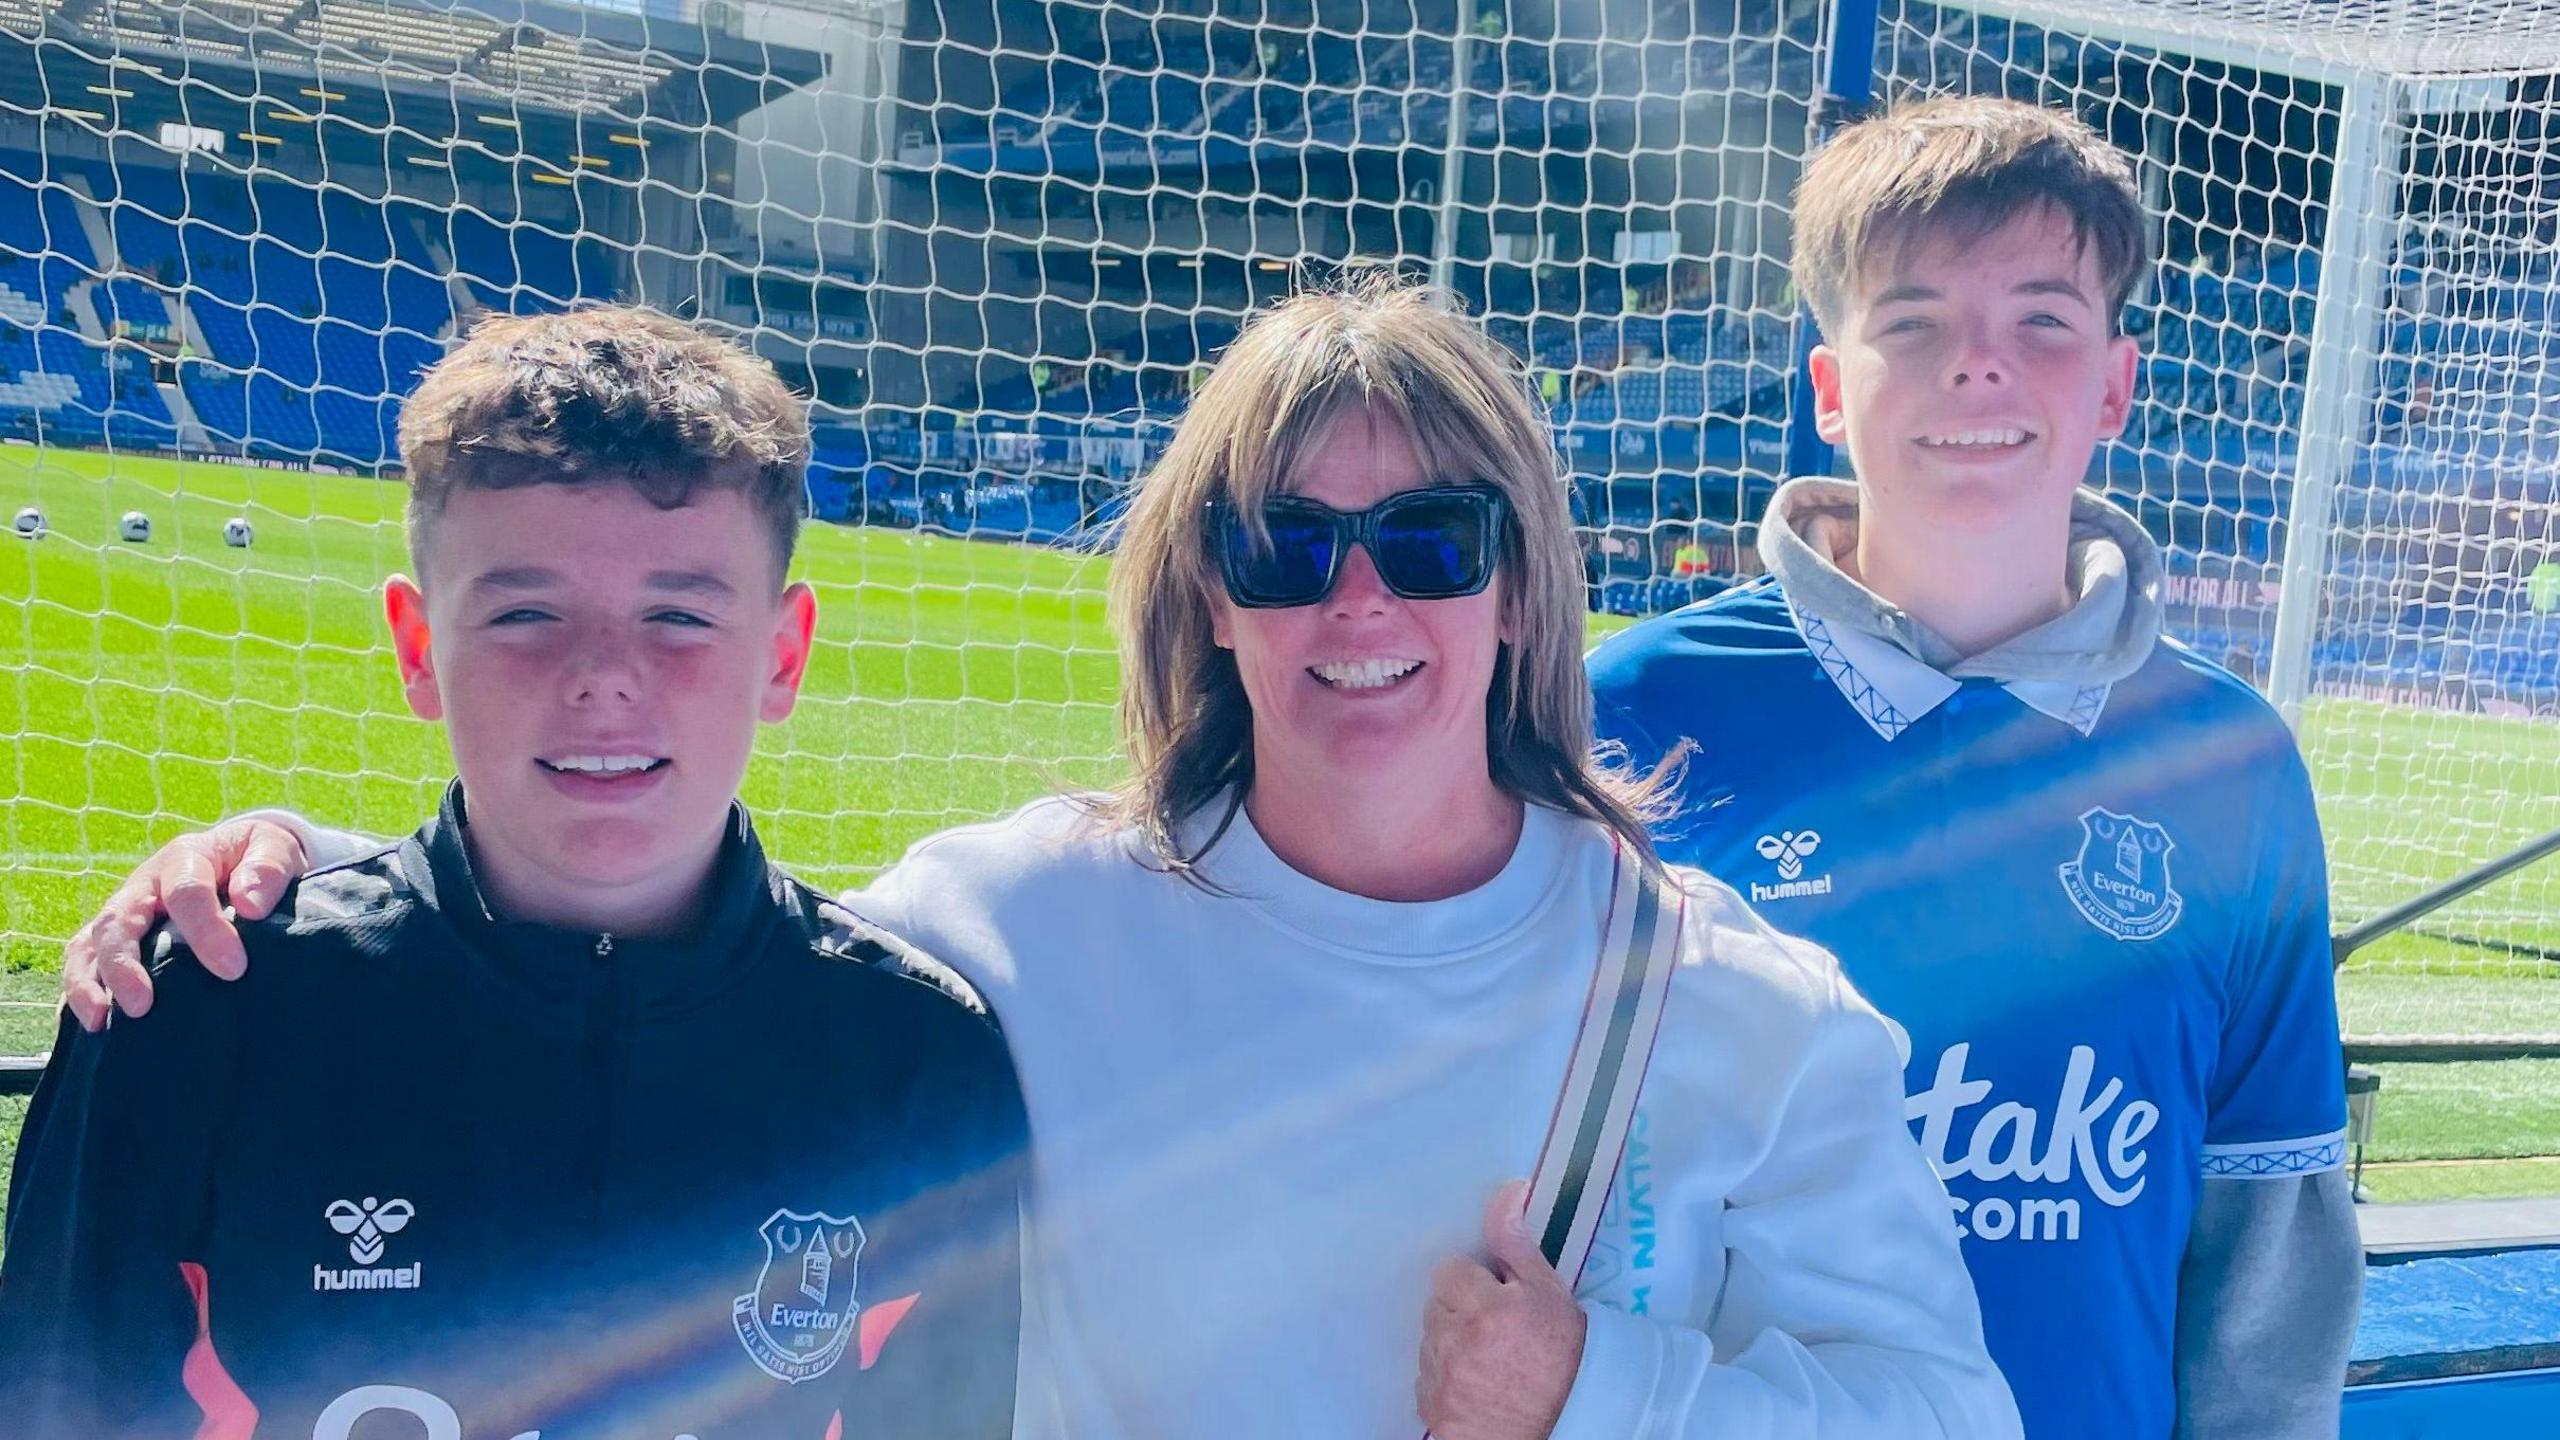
1873,0,2560,1042
0,0,2553,1045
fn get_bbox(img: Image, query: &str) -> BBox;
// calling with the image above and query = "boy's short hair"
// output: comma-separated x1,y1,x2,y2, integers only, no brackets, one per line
396,305,810,583
1792,95,2150,338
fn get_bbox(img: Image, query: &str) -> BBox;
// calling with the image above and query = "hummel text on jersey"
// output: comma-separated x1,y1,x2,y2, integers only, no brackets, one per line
315,1196,421,1290
1749,829,1833,904
1906,1042,2158,1243
313,1261,423,1291
1748,874,1834,904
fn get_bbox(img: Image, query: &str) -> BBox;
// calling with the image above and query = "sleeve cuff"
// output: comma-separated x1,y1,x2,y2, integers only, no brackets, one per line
2200,1128,2348,1178
1548,1300,1679,1440
234,808,373,871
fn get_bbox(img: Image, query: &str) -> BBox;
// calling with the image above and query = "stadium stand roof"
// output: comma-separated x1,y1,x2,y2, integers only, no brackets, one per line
0,0,821,121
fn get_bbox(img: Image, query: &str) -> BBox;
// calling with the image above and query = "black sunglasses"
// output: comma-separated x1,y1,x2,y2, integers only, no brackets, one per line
1209,485,1511,609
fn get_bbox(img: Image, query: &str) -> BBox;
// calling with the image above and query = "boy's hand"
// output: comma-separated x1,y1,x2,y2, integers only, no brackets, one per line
61,818,307,1031
1417,1180,1586,1440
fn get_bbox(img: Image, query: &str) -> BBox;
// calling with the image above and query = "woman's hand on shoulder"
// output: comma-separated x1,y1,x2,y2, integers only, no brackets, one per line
61,818,306,1031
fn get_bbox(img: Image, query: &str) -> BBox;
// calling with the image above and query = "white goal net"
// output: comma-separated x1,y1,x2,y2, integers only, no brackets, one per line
0,0,2554,1046
1870,0,2560,1042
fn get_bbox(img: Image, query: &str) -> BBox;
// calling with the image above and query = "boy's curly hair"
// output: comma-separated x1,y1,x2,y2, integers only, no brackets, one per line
397,305,810,582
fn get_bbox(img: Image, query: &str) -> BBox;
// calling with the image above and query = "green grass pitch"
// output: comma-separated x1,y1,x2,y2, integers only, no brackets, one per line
4,444,2556,1232
2,443,1132,967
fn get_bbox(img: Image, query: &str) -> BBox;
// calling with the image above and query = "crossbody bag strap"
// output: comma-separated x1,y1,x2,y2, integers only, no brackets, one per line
1520,838,1685,1280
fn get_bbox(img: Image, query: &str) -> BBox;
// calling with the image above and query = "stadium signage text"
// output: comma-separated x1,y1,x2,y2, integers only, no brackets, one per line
2161,572,2281,613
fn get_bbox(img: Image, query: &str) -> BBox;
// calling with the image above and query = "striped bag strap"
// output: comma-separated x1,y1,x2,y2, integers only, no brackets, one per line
1421,843,1685,1440
1522,839,1685,1279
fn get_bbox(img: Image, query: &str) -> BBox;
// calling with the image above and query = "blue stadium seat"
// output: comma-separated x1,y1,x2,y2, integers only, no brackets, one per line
0,151,555,464
0,154,174,444
1613,371,1663,423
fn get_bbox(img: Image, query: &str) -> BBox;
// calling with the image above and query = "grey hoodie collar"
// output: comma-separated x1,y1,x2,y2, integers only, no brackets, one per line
1755,476,2164,687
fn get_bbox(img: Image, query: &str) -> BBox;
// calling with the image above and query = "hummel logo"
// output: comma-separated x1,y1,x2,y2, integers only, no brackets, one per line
326,1196,414,1264
1755,830,1821,881
315,1196,423,1293
1748,827,1835,905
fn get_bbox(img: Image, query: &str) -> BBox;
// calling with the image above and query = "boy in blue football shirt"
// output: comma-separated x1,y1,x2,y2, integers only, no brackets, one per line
1588,97,2358,1438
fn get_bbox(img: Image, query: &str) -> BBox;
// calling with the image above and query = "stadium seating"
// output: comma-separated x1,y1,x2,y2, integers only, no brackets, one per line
0,152,176,447
446,208,593,314
2,5,2552,717
93,275,171,340
0,151,589,465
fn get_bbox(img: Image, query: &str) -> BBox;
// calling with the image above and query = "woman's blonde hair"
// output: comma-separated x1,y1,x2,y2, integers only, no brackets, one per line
1098,276,1675,872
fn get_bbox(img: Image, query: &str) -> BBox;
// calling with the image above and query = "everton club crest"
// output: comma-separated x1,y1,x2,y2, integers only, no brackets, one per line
733,1209,867,1383
2059,807,2184,942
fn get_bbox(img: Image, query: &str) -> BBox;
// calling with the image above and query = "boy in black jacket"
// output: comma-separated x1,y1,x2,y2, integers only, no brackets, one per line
1,307,1028,1440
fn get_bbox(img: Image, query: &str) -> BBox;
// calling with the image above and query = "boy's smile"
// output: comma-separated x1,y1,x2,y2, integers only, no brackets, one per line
386,482,815,937
536,752,672,801
1913,425,2033,456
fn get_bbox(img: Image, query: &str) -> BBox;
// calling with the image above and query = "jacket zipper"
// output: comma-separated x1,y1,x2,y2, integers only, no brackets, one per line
578,931,616,1226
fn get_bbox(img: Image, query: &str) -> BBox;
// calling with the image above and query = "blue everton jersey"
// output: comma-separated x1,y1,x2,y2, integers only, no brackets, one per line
1589,578,2347,1440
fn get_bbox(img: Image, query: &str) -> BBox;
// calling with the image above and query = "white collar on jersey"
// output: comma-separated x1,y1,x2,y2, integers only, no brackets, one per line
1785,593,2114,743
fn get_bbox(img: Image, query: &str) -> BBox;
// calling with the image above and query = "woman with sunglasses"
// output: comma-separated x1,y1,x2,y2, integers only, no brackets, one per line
57,282,2015,1439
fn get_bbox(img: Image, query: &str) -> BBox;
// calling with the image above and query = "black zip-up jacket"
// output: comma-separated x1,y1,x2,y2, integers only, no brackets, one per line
0,785,1028,1440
